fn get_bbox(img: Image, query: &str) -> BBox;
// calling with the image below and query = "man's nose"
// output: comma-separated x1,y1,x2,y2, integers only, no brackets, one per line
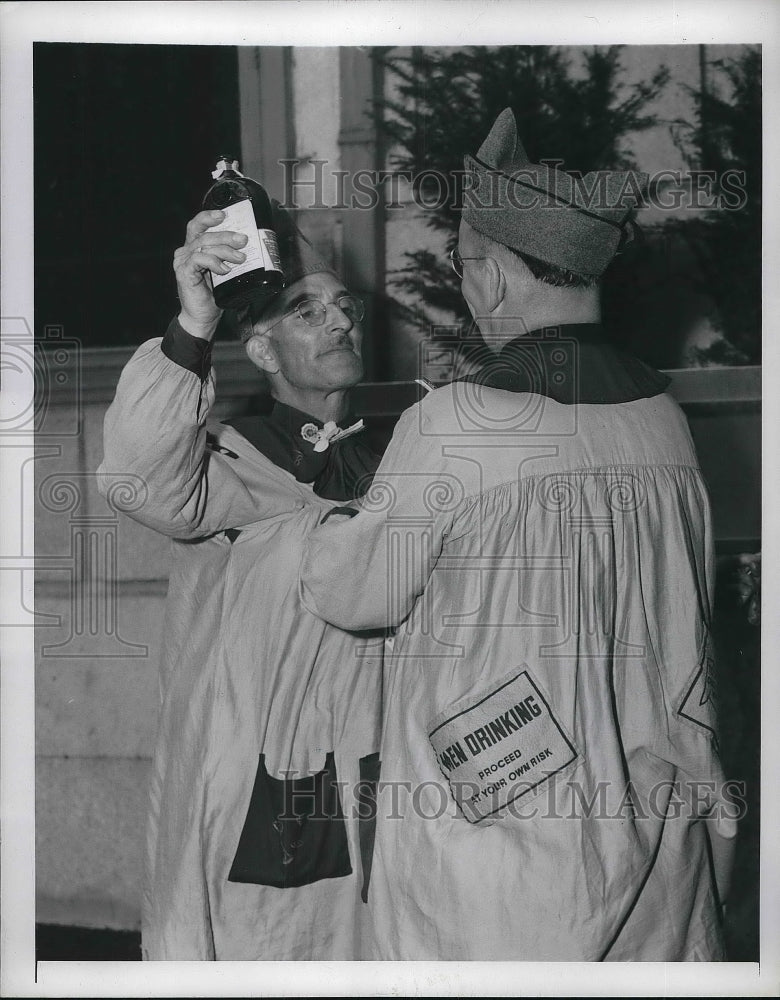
325,301,353,332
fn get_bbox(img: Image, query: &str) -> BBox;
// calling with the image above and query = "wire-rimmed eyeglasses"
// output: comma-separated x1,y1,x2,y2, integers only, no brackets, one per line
270,294,365,330
448,247,489,279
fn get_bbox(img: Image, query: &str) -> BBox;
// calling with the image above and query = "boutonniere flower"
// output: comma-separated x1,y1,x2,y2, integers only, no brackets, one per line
300,419,365,453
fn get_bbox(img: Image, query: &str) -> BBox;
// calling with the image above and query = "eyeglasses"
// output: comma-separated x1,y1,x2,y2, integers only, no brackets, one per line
272,295,365,329
449,247,489,279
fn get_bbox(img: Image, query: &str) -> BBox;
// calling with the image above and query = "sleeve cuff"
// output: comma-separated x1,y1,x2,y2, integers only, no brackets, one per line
161,317,213,380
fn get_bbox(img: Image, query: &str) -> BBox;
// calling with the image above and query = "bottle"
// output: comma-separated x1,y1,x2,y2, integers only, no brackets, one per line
202,156,284,309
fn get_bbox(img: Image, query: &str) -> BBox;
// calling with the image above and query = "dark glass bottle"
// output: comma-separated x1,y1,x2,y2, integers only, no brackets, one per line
202,156,284,309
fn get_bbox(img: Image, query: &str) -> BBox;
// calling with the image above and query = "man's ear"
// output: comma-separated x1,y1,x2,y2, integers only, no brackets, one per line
245,332,280,375
484,257,507,313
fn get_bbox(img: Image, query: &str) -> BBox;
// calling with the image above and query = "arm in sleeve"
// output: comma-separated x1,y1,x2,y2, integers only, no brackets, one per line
97,320,271,538
299,403,460,630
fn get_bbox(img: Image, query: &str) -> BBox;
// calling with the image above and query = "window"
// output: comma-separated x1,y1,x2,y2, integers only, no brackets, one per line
34,43,240,347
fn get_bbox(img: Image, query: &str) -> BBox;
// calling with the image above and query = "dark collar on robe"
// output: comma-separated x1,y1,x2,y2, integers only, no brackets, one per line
223,402,381,502
461,324,670,404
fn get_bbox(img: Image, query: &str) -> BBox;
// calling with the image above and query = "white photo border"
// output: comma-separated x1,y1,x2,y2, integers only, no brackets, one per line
2,1,778,996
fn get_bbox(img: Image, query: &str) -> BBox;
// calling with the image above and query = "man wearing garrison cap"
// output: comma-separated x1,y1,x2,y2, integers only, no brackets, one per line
300,109,735,960
98,199,384,959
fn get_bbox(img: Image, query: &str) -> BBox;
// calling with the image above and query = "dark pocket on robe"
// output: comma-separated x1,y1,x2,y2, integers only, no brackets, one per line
356,752,381,902
228,751,352,888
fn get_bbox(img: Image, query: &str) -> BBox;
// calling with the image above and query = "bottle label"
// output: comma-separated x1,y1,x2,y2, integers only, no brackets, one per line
259,229,282,272
207,199,283,288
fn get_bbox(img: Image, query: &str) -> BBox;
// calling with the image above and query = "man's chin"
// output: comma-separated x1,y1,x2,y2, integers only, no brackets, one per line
321,352,364,385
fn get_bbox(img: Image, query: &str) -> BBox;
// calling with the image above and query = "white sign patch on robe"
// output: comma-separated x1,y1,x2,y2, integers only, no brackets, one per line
428,668,578,823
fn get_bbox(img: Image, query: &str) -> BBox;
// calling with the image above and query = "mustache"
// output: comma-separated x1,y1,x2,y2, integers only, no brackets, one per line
321,338,357,352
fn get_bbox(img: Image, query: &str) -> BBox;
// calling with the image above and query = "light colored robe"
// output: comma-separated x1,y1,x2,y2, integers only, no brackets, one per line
300,379,728,961
98,339,381,960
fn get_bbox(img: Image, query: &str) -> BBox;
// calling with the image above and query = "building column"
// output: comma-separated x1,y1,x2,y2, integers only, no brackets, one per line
237,47,296,204
338,48,385,379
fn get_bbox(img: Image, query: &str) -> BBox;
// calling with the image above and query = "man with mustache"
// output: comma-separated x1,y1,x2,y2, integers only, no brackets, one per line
98,202,382,959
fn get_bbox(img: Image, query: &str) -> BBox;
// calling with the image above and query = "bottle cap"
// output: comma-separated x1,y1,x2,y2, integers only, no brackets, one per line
212,157,243,180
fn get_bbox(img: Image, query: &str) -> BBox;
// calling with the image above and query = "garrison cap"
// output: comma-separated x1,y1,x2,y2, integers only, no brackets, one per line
462,108,648,278
272,200,335,288
240,201,337,340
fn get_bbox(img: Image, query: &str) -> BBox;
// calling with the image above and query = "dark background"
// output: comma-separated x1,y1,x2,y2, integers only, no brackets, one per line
34,43,240,346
